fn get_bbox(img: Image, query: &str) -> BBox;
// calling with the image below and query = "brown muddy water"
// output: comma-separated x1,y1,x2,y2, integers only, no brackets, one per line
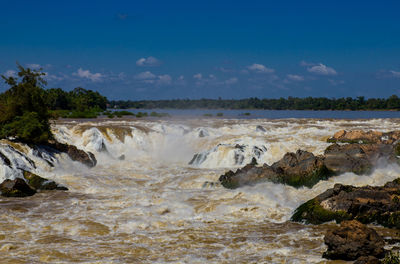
2,118,400,263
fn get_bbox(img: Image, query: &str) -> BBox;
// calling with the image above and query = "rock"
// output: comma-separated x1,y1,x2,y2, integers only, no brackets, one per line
324,143,396,175
354,256,381,264
323,220,385,261
323,144,372,175
328,129,400,144
45,141,97,167
0,151,11,167
118,154,125,160
291,178,400,228
256,125,266,132
219,150,332,189
0,178,36,197
23,171,68,191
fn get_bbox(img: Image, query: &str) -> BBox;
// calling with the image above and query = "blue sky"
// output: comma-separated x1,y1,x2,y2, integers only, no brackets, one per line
1,0,400,100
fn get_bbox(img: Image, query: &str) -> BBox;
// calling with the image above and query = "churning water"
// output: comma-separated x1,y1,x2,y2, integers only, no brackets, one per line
2,117,400,263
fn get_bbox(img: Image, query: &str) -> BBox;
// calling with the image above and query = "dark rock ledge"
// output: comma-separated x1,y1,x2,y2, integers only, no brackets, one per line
219,129,400,189
0,171,68,197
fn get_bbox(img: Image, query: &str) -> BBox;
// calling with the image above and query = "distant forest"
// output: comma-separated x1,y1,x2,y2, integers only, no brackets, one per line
109,95,400,111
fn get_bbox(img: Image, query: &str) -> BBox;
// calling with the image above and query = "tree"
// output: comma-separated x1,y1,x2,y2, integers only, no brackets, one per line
0,64,52,144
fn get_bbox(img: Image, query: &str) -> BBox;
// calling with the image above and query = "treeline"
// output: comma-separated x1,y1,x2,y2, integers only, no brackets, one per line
44,87,107,112
109,96,400,111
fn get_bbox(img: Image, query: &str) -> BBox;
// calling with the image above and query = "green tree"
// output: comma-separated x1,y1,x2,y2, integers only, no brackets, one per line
0,64,52,143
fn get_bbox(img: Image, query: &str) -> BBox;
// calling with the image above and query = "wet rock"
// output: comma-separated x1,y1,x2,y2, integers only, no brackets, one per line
45,141,97,167
189,153,208,165
328,130,400,145
291,178,400,228
219,150,332,189
323,220,385,261
323,143,396,175
354,256,381,264
0,178,36,197
23,171,68,191
0,151,11,167
256,125,266,132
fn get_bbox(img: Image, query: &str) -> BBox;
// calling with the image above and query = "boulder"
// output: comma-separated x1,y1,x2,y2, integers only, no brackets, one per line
291,179,400,228
23,171,68,191
324,143,396,175
0,178,36,197
219,150,332,189
323,220,385,261
45,141,97,167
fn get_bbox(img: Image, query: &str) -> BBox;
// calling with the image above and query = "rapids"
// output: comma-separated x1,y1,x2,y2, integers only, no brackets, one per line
2,117,400,263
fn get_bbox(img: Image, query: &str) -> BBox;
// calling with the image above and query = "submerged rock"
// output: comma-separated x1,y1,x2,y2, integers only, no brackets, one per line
256,125,266,132
0,178,36,197
291,178,400,228
219,150,332,189
323,220,385,261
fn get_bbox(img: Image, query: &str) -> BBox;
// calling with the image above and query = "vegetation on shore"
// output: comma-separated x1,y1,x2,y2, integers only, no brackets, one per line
0,65,109,143
109,96,400,111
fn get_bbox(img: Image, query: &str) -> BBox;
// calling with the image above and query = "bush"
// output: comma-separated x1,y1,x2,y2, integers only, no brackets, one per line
216,112,223,117
150,111,169,117
136,112,148,118
0,112,51,144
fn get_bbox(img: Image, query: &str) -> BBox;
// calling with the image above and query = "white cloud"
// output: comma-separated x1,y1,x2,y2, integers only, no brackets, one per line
247,63,275,73
158,74,172,85
328,79,345,86
26,63,41,70
193,73,202,80
135,71,172,85
287,74,304,81
300,60,314,67
136,56,161,67
3,70,17,78
73,68,104,82
307,63,337,76
390,70,400,78
224,77,238,85
43,72,64,82
135,71,156,80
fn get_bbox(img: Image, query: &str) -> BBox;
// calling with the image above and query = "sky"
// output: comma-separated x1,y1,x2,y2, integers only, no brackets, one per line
0,0,400,100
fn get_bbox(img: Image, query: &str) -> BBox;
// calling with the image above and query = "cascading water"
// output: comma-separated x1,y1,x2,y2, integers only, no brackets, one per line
2,118,400,263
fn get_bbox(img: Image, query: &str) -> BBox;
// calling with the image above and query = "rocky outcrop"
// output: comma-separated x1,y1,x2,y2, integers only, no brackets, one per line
328,130,400,145
23,171,67,191
291,179,400,228
323,220,385,261
323,143,396,175
45,141,97,167
0,171,68,197
219,150,332,189
0,178,36,197
219,129,400,189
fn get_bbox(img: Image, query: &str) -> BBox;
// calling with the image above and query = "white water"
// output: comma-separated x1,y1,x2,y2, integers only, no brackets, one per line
1,118,400,263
